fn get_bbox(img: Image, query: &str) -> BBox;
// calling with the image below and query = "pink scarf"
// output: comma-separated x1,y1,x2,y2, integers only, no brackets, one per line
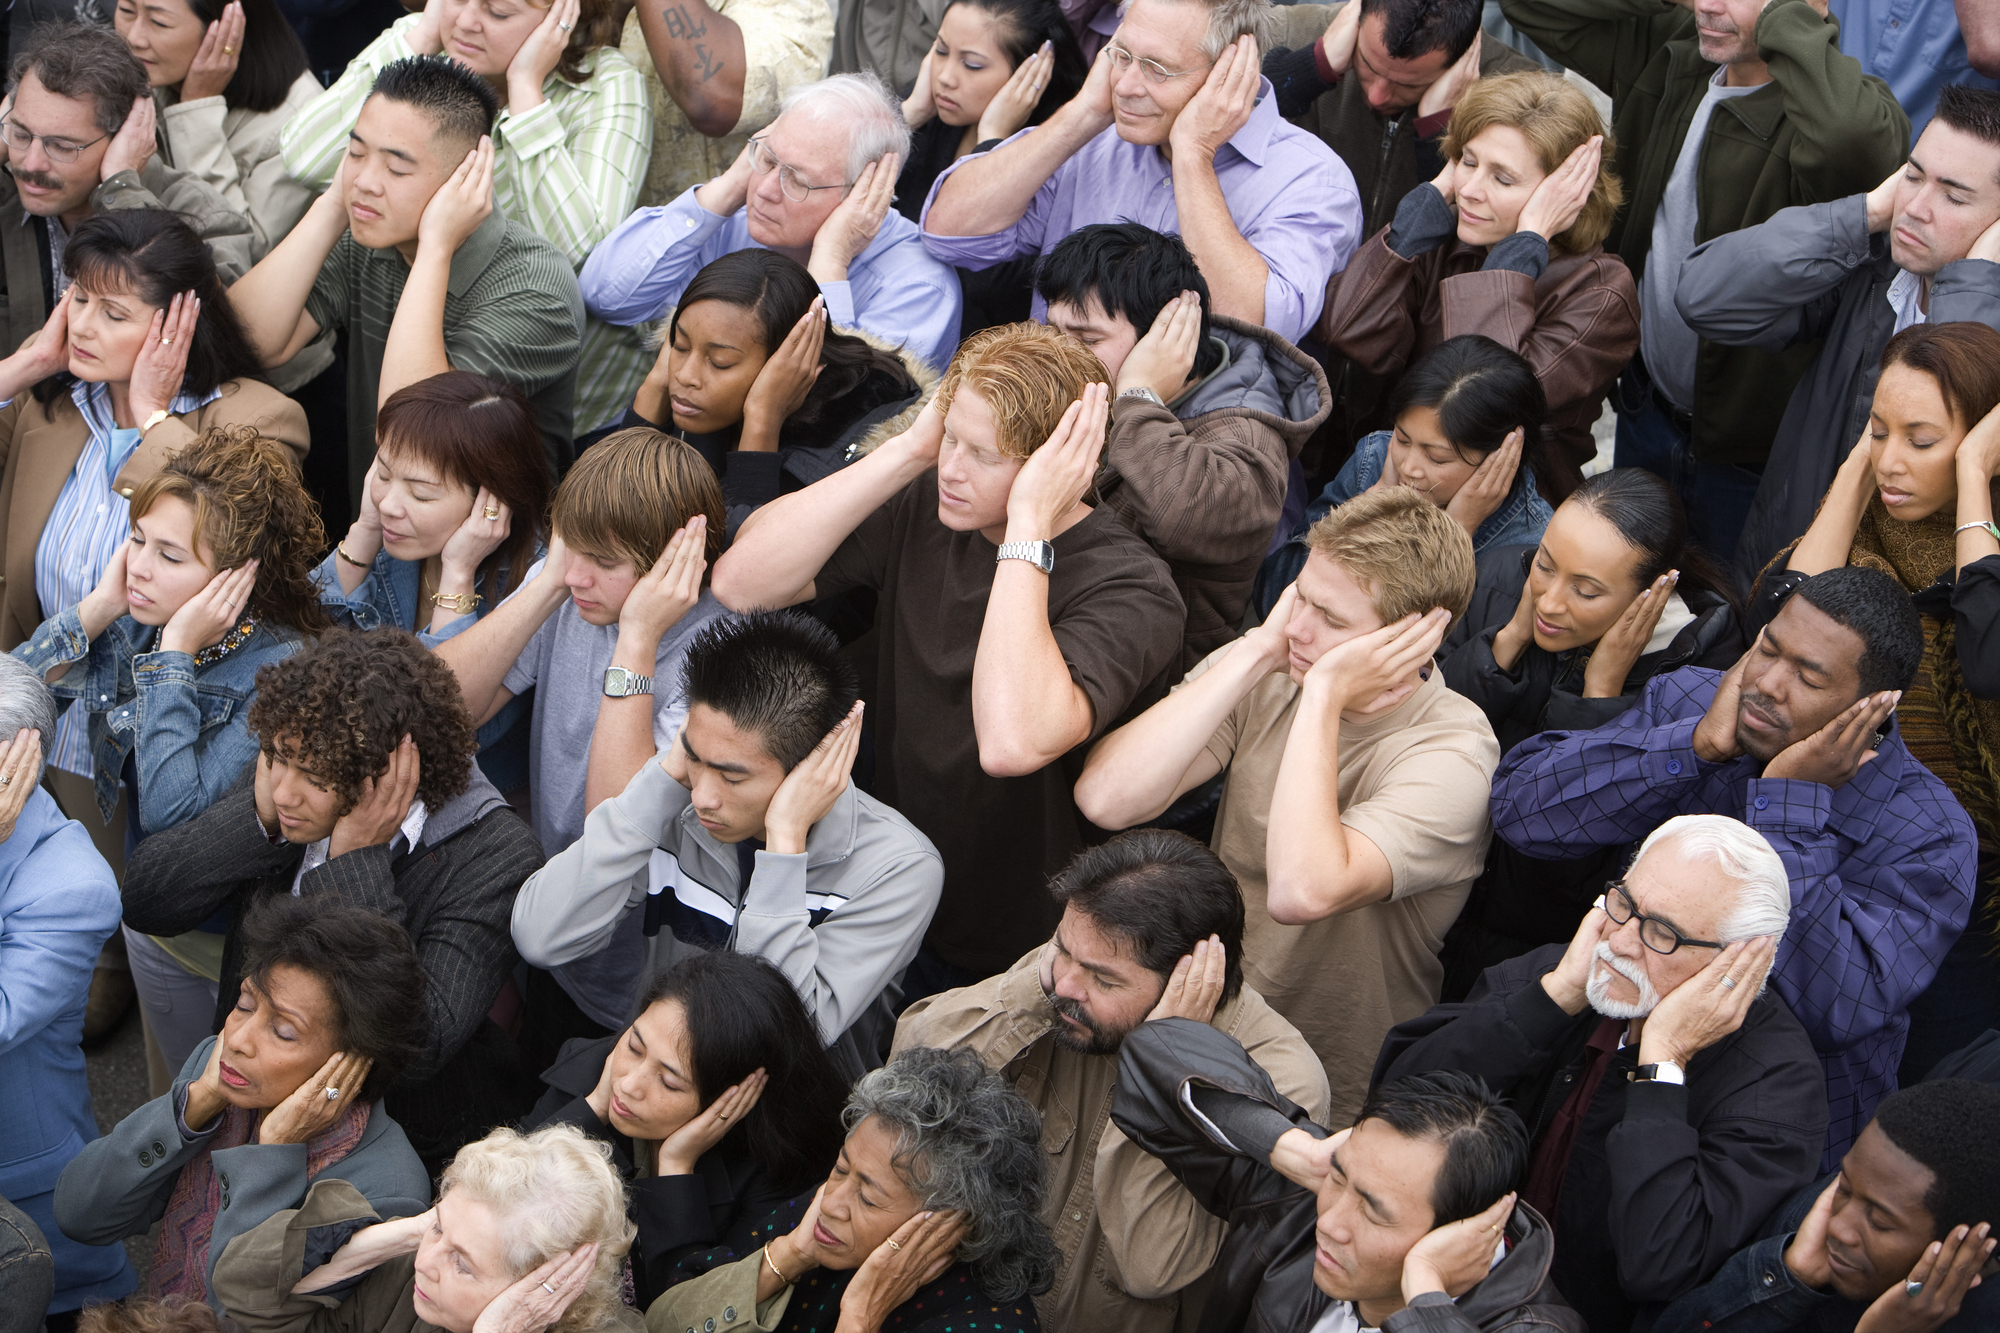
148,1098,372,1303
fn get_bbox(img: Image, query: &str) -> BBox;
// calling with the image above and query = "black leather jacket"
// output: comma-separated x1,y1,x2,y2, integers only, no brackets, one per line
1112,1019,1588,1333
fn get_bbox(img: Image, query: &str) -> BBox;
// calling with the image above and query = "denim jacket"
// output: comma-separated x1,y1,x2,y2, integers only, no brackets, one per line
313,548,531,755
1253,430,1555,615
12,607,304,835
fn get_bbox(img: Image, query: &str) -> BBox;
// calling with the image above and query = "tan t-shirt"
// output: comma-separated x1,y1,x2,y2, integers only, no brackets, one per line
1184,649,1500,1126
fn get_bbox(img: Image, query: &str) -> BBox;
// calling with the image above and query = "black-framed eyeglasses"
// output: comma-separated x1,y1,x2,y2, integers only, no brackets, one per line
747,137,850,203
0,117,107,165
1601,880,1726,956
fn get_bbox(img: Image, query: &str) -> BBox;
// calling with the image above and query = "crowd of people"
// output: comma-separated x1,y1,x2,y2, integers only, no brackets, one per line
0,0,1997,1330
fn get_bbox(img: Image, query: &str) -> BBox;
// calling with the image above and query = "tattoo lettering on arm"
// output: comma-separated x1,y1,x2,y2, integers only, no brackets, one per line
661,4,706,40
693,42,722,80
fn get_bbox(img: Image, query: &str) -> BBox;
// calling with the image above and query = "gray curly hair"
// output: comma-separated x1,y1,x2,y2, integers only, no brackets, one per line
843,1047,1059,1302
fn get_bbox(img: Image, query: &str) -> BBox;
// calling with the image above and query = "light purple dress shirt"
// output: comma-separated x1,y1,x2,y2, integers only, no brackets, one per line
579,186,964,371
917,77,1360,344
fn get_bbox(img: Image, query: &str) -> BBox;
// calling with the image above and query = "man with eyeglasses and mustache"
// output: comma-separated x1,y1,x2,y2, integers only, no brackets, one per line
1486,565,1978,1180
1376,813,1829,1333
582,71,962,375
0,22,254,356
919,0,1359,345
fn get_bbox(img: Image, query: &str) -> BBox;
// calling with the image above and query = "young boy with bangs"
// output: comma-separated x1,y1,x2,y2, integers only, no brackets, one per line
1077,487,1501,1127
434,426,729,1061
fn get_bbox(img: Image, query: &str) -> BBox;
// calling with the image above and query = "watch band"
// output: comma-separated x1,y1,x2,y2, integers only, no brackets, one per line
140,408,173,434
1628,1060,1686,1086
995,539,1055,574
1117,386,1167,410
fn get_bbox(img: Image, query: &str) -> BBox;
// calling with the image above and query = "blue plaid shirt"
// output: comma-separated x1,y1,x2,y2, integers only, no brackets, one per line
1489,666,1977,1168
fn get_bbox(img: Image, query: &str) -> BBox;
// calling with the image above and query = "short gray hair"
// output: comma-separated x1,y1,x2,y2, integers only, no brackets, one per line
1119,0,1273,64
843,1047,1059,1302
1633,814,1793,944
778,72,912,183
0,654,58,767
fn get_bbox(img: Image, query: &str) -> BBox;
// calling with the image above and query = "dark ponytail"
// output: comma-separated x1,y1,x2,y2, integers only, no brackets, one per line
1565,467,1737,612
1388,334,1580,505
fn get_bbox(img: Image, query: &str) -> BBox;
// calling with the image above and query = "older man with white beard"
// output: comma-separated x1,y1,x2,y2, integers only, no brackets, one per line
1373,814,1829,1333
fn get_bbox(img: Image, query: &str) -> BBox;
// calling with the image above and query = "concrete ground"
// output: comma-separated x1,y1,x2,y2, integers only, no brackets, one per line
82,1003,157,1287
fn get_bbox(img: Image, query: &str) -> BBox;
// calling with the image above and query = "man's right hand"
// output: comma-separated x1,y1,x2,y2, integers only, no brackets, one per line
1319,0,1361,79
1071,43,1116,131
1540,899,1609,1016
1242,582,1300,674
696,138,758,217
1783,1177,1842,1291
1692,643,1756,764
1865,165,1906,234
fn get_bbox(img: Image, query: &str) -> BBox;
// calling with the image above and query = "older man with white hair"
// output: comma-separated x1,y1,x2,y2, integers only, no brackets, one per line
1373,814,1829,1333
919,0,1359,343
581,71,963,373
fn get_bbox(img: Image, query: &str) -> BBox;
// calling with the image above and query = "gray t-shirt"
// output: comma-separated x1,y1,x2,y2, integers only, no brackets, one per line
501,575,728,1026
1640,68,1763,411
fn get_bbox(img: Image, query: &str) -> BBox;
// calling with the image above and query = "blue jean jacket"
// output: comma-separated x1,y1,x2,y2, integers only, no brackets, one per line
1252,430,1556,616
12,608,304,835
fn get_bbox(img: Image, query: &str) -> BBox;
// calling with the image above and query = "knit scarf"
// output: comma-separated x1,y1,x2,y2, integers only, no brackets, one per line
1848,496,2000,933
148,1098,372,1303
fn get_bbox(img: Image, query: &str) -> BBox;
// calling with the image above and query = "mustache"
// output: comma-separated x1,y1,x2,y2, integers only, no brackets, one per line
1049,992,1098,1033
7,164,62,191
1740,689,1786,728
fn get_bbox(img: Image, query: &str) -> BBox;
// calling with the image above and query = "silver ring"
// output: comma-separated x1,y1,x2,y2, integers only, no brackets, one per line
1907,1280,1924,1297
1,777,11,786
324,1086,340,1101
541,1281,558,1294
1721,976,1737,989
557,19,570,29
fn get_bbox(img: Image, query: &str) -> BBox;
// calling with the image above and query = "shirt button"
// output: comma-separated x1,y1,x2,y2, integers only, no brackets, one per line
1071,1211,1083,1222
1666,760,1682,775
1754,795,1769,810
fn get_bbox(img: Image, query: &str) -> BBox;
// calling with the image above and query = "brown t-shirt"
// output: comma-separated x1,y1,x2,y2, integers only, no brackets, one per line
1187,652,1499,1125
818,473,1184,974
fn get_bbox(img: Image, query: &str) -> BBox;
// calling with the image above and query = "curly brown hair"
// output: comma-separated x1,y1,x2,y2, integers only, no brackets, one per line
247,628,477,814
78,1297,238,1333
127,426,330,638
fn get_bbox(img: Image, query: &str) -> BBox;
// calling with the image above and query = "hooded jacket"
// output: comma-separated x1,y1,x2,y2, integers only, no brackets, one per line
1435,544,1744,987
1102,313,1331,670
511,755,943,1080
1111,1017,1586,1333
120,763,544,1166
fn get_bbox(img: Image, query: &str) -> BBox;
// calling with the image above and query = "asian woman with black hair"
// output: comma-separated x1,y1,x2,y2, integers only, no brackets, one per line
619,248,929,533
523,950,850,1307
1431,465,1744,997
896,0,1086,332
1254,334,1574,615
116,0,321,260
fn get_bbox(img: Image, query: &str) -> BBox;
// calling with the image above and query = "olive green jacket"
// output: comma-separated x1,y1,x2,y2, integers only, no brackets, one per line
1497,0,1908,468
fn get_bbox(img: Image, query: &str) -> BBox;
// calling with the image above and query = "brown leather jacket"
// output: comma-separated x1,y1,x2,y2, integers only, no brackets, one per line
1318,225,1638,469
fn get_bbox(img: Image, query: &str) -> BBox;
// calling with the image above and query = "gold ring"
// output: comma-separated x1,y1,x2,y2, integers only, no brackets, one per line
887,1240,901,1251
222,44,236,53
484,507,499,519
160,336,173,346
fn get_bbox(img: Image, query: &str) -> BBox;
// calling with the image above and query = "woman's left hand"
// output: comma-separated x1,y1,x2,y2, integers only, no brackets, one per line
740,299,827,449
127,292,200,425
440,487,513,582
258,1050,373,1145
836,1211,970,1333
1582,570,1677,698
180,1,245,102
473,1242,601,1333
1443,427,1523,537
1516,135,1601,241
657,1068,768,1175
507,0,579,112
978,40,1054,144
159,557,258,656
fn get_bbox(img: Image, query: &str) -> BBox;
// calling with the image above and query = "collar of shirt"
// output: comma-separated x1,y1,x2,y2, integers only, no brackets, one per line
1886,266,1928,334
288,798,431,895
363,207,510,299
73,378,220,487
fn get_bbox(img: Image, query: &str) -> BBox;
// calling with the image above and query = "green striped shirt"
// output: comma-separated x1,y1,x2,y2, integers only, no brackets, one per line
304,208,584,509
280,16,655,431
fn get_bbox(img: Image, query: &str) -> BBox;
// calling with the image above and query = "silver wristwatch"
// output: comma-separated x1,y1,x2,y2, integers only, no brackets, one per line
602,666,655,698
1118,386,1167,410
996,540,1055,574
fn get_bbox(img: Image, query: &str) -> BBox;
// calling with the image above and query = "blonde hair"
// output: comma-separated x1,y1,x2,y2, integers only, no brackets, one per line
1304,487,1476,627
933,323,1109,460
1440,71,1623,255
439,1125,636,1333
550,428,726,573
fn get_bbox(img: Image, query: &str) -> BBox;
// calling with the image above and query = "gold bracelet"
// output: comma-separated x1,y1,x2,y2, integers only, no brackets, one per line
335,543,371,569
430,589,483,613
764,1244,793,1286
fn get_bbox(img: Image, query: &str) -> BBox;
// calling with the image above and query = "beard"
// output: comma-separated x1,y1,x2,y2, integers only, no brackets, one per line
1585,943,1659,1020
1048,993,1128,1055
